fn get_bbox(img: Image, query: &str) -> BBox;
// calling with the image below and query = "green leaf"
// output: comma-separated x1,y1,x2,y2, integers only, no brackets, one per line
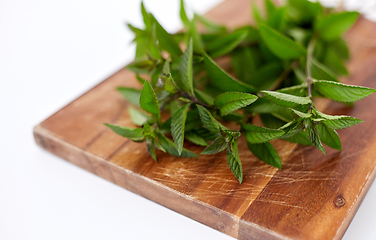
201,135,229,155
127,23,144,36
202,52,257,93
157,133,199,157
260,41,279,62
261,90,311,108
179,39,194,95
185,131,209,146
260,113,286,129
142,122,155,138
242,124,284,143
313,80,376,102
196,104,227,134
180,2,204,53
323,117,363,130
169,100,181,117
151,64,162,86
278,84,307,96
267,7,286,32
247,142,281,169
126,60,154,74
104,123,144,142
140,80,161,120
289,108,311,119
194,89,215,106
292,67,306,84
117,87,141,107
180,1,205,51
315,110,363,130
265,0,276,16
329,38,349,60
141,2,152,30
259,24,307,60
251,62,283,90
214,92,258,116
288,27,310,46
189,15,205,53
154,139,166,152
129,107,150,126
251,2,263,25
315,12,359,41
149,23,162,61
135,75,147,84
171,103,191,155
305,120,325,154
227,139,243,183
191,128,216,141
246,97,286,114
231,47,259,83
185,109,203,131
146,138,157,161
206,30,248,58
322,48,348,76
180,0,190,26
151,15,182,56
316,123,341,151
311,59,338,82
272,108,295,122
238,26,260,43
286,0,322,24
284,131,313,146
221,112,246,122
157,90,170,102
279,120,305,139
163,74,179,94
134,35,149,62
162,58,170,74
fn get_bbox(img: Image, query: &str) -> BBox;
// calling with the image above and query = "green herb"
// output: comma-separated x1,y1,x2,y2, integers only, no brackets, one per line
106,0,375,183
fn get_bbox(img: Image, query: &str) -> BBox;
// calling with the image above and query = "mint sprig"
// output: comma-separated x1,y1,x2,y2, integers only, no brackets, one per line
106,0,375,184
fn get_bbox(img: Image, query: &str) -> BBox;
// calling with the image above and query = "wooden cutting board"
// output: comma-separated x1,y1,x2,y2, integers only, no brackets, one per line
33,0,376,239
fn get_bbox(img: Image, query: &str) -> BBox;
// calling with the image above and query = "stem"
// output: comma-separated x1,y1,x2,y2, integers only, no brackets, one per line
306,36,317,100
180,92,210,107
162,71,210,108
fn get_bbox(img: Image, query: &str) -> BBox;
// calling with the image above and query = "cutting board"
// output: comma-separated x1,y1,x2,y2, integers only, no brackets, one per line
33,0,376,239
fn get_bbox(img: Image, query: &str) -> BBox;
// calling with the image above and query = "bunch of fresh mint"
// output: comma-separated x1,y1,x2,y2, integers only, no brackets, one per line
105,0,375,183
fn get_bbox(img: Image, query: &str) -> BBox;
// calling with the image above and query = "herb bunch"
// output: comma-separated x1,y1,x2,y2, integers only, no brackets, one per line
105,0,375,183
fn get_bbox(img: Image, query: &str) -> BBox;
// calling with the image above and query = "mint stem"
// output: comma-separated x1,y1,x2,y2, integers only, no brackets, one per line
181,92,210,107
306,36,317,100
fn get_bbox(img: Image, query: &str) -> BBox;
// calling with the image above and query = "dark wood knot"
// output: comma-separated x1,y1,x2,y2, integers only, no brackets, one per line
335,195,346,208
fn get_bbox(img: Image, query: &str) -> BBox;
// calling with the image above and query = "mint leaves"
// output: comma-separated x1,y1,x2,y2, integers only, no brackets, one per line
313,80,376,102
179,39,194,96
202,52,257,93
140,80,160,121
105,0,374,184
315,12,359,41
214,92,257,116
261,91,311,107
104,124,144,142
171,103,191,155
259,24,307,59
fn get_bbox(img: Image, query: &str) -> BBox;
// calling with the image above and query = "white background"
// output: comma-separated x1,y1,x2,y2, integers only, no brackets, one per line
1,0,376,239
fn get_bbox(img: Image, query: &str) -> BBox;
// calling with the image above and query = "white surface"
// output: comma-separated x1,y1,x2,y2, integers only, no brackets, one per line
0,0,375,239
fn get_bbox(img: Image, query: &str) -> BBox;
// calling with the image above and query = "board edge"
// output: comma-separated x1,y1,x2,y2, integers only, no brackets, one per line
33,124,242,239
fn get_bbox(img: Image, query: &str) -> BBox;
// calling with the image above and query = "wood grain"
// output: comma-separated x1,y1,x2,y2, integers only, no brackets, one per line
33,0,376,239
